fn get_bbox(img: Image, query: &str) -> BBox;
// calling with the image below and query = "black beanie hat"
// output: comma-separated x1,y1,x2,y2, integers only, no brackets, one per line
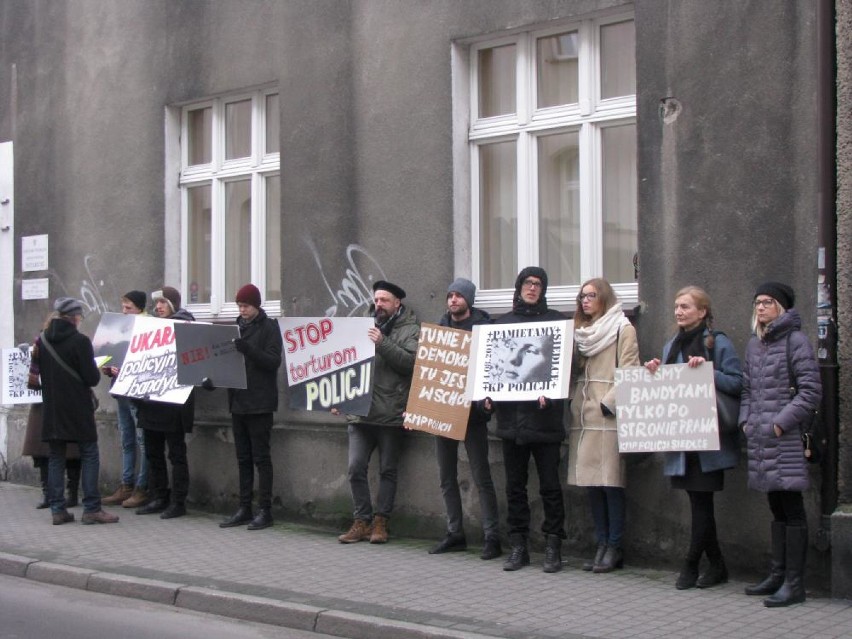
123,290,147,312
373,280,406,300
754,281,795,310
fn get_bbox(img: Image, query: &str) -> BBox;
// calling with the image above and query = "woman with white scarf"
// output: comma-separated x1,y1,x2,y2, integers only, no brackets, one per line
568,278,639,573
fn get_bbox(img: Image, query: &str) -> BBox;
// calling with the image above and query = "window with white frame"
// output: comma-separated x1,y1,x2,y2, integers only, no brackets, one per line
178,88,281,318
467,15,637,309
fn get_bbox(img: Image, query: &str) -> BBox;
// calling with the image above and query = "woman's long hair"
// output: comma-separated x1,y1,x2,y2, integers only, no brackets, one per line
574,278,617,328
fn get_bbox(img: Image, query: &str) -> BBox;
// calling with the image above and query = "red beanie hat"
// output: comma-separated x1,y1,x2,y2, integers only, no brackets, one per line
235,284,262,309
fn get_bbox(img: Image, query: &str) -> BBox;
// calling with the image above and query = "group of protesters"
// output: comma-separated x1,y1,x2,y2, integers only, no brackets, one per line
25,266,821,609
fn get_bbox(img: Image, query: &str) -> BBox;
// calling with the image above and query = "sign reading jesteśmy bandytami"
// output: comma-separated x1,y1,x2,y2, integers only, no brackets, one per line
614,363,719,453
403,323,472,441
280,317,375,415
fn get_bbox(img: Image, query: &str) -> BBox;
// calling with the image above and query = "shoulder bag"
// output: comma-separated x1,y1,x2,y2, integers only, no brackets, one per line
38,332,100,411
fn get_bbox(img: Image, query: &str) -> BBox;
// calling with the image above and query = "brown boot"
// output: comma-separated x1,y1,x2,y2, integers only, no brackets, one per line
121,488,150,509
338,519,372,543
52,510,75,525
370,515,389,544
102,484,133,506
82,509,120,525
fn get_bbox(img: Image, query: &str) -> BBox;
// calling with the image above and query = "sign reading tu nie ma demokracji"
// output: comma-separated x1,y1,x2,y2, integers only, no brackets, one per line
280,317,375,415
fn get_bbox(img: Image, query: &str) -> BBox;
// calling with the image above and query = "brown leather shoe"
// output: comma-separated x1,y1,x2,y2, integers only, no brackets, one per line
102,484,133,506
121,488,150,509
81,509,120,525
370,515,389,544
338,519,372,543
52,510,75,525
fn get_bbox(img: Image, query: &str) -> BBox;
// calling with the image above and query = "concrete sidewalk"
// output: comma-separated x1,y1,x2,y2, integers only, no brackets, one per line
1,482,849,639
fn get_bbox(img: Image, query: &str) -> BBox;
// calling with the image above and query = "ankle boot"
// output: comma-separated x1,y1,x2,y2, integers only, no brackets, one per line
370,514,389,543
593,545,624,573
247,508,273,531
66,464,81,508
745,521,786,595
583,542,606,571
219,506,254,528
697,557,728,588
36,465,50,509
102,484,134,506
503,533,530,571
676,560,700,589
764,525,807,607
542,534,563,573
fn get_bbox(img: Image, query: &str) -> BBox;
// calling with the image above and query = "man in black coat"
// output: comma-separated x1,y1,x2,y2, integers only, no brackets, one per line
38,297,118,525
217,284,283,531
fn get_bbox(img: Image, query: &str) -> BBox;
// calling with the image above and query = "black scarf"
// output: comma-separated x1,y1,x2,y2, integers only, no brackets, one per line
665,322,706,365
376,305,403,336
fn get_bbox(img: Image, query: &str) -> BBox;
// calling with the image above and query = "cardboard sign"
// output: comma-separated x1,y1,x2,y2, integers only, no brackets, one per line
109,315,194,404
1,348,41,405
174,323,246,389
467,320,572,401
403,323,472,441
280,317,375,414
92,312,136,369
614,363,719,453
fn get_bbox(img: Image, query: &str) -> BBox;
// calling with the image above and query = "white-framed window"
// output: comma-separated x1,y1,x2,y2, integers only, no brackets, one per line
177,88,281,319
461,14,637,310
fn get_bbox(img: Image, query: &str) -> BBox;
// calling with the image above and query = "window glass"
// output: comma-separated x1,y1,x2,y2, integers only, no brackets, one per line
479,140,517,289
265,94,280,155
601,123,637,281
225,179,252,298
478,44,516,118
187,185,212,304
187,107,211,166
538,131,581,286
536,31,579,108
600,20,635,99
225,99,252,160
266,174,281,301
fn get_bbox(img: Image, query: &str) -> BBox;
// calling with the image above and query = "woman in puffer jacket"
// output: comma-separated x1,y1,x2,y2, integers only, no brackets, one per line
740,282,821,607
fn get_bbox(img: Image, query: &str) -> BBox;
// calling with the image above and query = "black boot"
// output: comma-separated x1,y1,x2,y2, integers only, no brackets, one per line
247,508,273,531
697,527,728,588
745,521,786,595
676,560,699,590
137,491,170,515
65,461,81,508
219,505,254,528
582,542,606,571
503,533,530,571
36,464,50,509
764,525,807,607
542,534,563,573
593,544,624,573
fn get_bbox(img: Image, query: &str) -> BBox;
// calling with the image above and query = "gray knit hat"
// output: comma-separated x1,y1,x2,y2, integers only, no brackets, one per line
447,277,476,309
54,297,84,316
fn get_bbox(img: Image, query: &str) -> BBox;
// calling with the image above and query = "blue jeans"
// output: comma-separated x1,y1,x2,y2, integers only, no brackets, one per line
48,440,101,513
587,486,626,547
116,396,146,488
347,423,404,520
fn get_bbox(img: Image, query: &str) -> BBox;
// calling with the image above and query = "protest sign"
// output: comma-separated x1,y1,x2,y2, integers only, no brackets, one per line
280,317,375,415
467,320,571,401
614,363,719,453
403,323,472,441
2,348,41,405
109,315,193,404
174,323,246,389
92,312,136,369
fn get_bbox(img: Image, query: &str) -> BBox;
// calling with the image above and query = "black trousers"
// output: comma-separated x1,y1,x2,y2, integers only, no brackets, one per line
502,439,565,538
768,490,806,527
144,429,188,504
232,413,273,510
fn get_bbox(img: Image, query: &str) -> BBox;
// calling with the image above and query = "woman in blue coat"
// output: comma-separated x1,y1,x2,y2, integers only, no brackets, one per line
645,286,741,590
740,282,821,607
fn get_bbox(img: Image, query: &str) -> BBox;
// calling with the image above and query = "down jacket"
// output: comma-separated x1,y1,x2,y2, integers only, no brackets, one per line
740,309,821,492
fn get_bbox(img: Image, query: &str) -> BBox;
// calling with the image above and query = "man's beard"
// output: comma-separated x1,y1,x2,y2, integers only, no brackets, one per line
375,307,391,323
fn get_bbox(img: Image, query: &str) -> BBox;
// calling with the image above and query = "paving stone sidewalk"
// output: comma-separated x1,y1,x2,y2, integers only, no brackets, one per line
1,482,850,639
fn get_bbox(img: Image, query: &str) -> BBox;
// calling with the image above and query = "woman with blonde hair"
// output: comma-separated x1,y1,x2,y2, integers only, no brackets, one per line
569,278,639,573
645,286,742,590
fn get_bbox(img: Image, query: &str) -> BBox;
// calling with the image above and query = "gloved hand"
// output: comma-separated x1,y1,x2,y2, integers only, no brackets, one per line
233,338,250,354
201,377,216,391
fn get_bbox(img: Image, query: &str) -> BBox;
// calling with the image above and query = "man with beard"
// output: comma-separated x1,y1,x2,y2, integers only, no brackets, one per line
484,267,567,573
428,278,501,560
336,280,419,545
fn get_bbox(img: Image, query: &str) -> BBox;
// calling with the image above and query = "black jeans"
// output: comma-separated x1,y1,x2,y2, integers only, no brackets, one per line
232,413,273,510
501,439,565,538
144,429,188,505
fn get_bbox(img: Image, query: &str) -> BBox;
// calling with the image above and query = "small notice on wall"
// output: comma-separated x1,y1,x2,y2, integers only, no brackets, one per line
21,234,48,271
21,278,49,300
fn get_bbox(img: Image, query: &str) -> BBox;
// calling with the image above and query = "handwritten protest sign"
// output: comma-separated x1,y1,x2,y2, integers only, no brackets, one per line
467,320,571,401
2,348,41,405
614,363,719,453
403,323,472,440
92,312,136,369
280,317,375,415
174,323,246,389
109,315,193,404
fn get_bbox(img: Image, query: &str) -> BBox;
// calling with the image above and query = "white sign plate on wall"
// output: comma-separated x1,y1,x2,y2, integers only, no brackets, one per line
21,278,49,300
21,234,48,271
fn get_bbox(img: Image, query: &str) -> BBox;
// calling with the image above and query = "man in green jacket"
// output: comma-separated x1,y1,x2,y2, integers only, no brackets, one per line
338,280,419,545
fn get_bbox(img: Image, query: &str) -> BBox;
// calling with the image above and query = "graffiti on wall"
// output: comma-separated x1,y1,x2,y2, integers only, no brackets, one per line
18,254,116,320
304,237,387,317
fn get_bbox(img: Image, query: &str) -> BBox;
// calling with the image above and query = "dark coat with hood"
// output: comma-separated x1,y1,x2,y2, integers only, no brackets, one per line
135,308,196,434
228,308,283,414
490,267,566,445
740,309,821,492
36,317,101,443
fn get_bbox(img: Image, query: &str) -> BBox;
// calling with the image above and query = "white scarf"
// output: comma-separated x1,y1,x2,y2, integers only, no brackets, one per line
574,302,631,357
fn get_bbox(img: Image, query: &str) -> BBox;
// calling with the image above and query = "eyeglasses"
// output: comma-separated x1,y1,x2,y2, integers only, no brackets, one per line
753,298,776,308
522,279,543,289
578,292,597,301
